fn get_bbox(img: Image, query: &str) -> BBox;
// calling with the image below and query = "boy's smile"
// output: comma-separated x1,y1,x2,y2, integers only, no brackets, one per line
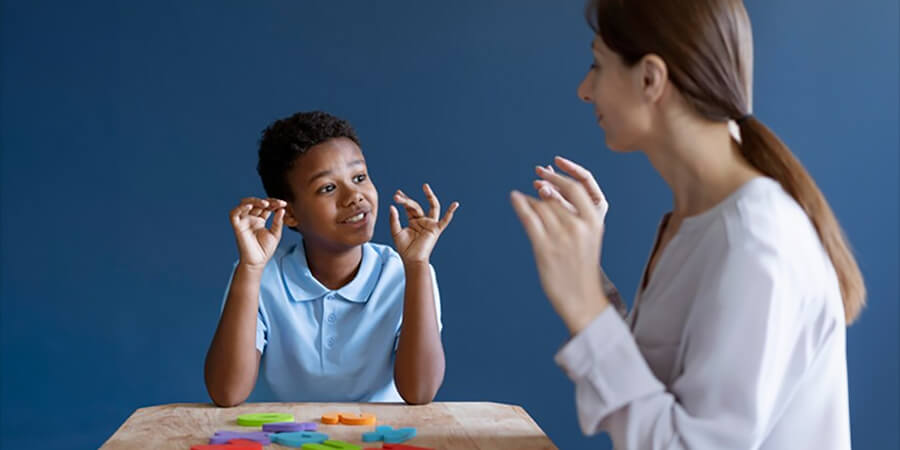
283,137,378,251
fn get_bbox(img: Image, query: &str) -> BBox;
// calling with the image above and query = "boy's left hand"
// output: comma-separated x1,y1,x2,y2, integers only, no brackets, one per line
390,183,459,265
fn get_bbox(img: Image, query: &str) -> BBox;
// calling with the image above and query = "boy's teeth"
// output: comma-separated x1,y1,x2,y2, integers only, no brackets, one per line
345,213,364,223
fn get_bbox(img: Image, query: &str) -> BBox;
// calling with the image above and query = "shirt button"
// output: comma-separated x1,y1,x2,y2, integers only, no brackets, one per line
327,336,336,348
327,313,337,324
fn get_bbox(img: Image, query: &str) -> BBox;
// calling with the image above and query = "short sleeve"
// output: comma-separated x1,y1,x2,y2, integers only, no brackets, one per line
430,264,443,332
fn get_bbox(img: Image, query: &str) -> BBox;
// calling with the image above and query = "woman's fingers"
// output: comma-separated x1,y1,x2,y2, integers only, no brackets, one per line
528,195,563,232
535,167,598,224
554,156,608,209
533,179,577,212
511,191,546,241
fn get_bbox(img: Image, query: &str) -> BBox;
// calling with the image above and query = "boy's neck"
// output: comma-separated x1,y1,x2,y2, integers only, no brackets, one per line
302,240,363,291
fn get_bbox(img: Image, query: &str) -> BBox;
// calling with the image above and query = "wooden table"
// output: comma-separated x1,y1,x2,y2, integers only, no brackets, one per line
101,402,557,449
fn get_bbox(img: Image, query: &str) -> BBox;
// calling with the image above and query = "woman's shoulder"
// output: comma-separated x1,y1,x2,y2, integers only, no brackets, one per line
714,177,840,304
692,177,845,335
720,177,819,255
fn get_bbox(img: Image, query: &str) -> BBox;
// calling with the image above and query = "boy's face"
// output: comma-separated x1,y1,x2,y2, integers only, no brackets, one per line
283,137,378,251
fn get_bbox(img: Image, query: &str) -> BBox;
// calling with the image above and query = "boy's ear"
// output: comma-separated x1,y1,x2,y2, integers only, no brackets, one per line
283,207,299,228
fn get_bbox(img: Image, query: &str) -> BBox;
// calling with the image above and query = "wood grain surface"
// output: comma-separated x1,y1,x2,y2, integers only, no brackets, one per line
101,402,557,449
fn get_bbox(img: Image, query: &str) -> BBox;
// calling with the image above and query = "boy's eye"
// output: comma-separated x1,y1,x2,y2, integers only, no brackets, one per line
589,62,599,71
318,184,336,194
353,174,367,183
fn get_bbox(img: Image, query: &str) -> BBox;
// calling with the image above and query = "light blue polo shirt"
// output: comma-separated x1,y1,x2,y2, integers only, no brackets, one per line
220,241,442,402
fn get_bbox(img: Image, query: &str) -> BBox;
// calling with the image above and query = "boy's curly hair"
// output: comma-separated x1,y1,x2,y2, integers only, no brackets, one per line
257,111,360,202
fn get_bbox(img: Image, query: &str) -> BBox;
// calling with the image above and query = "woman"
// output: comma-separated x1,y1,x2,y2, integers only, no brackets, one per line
510,0,865,448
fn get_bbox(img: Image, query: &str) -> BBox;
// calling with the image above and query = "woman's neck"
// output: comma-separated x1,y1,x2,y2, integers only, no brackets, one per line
302,240,363,291
644,117,762,221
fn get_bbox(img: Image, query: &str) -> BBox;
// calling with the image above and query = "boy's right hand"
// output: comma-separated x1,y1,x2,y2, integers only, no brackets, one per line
230,197,288,270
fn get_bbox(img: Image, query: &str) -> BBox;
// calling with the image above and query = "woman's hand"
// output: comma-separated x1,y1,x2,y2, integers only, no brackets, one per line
533,155,609,223
511,163,610,335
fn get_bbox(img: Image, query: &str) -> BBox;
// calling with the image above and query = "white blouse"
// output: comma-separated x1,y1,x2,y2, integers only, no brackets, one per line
555,177,851,449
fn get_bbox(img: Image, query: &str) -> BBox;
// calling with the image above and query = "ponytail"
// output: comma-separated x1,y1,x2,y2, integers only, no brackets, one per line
738,117,866,324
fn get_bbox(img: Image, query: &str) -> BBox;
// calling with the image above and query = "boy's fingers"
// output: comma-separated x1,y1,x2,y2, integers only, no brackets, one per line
396,190,425,215
270,208,285,240
423,183,440,220
409,220,428,234
439,202,459,229
241,197,286,212
394,192,425,217
241,197,268,209
389,206,403,236
231,204,252,222
238,196,270,218
263,199,289,214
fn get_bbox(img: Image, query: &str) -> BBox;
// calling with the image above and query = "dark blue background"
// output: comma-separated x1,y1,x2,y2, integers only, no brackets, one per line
1,1,897,448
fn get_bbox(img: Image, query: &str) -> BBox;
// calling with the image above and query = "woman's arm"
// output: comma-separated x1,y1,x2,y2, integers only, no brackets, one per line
555,246,835,449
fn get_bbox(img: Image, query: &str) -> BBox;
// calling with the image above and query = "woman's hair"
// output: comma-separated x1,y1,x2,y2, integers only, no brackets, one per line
586,0,865,323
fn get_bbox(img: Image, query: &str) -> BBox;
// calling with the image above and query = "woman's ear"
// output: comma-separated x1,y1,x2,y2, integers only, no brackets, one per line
639,53,668,103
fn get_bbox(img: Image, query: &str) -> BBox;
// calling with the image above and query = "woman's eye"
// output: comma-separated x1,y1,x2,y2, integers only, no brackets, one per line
353,174,367,183
318,184,335,194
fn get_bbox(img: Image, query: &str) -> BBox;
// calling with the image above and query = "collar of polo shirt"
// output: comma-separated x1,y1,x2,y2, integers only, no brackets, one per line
280,241,381,303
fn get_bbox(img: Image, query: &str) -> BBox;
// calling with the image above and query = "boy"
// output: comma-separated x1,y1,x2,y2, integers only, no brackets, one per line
204,111,458,406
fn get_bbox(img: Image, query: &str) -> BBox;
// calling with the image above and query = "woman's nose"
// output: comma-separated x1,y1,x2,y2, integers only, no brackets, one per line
577,75,592,103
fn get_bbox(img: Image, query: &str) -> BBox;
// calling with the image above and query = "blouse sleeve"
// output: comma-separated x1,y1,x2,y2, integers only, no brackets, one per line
555,244,834,449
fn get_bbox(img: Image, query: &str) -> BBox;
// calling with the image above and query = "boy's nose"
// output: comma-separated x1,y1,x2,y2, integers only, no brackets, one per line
342,191,365,207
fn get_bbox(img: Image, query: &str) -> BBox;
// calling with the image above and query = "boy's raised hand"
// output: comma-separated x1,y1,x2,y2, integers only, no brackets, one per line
390,184,459,265
230,197,287,270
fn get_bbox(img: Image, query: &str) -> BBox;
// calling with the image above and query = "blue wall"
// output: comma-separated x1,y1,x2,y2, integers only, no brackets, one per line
1,1,896,448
